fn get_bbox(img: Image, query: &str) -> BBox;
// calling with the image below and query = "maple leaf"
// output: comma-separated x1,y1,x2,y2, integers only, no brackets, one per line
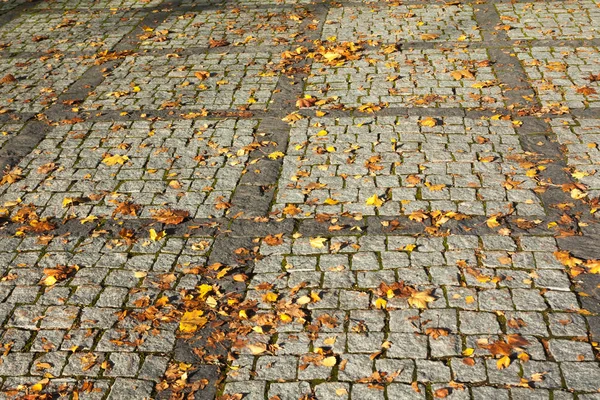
179,310,207,333
149,229,166,241
576,86,597,96
497,355,511,369
296,96,317,108
282,112,304,124
425,328,450,339
0,74,16,84
408,290,436,308
309,237,327,249
282,204,301,216
0,167,23,185
264,233,284,246
40,265,78,286
365,194,383,207
209,38,230,47
194,71,210,80
102,154,129,166
553,250,582,268
151,208,189,225
450,70,475,80
420,117,437,127
112,201,141,217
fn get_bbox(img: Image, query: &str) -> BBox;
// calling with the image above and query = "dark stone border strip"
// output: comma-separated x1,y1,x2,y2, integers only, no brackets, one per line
19,105,598,126
4,37,600,61
0,0,42,27
0,212,591,239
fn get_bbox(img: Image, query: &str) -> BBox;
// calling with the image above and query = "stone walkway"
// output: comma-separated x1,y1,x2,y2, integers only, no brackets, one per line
0,0,600,398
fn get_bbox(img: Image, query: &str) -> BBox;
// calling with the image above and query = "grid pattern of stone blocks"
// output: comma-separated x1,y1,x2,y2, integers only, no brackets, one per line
83,53,279,111
0,10,144,53
0,56,89,113
140,6,308,48
304,48,503,109
551,118,600,197
516,46,600,109
0,0,599,398
275,117,544,217
35,0,163,9
0,119,259,219
224,232,600,399
322,3,481,42
496,0,600,40
0,233,213,399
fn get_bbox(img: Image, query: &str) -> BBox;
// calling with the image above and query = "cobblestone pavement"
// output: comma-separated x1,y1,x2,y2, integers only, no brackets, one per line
1,0,600,399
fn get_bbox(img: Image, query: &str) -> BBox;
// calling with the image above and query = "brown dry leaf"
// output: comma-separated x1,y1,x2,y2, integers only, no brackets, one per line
0,74,16,84
112,201,141,217
450,70,475,80
209,38,230,47
296,96,317,108
264,233,284,246
151,208,189,225
194,71,210,80
425,328,450,339
433,388,449,398
576,86,598,96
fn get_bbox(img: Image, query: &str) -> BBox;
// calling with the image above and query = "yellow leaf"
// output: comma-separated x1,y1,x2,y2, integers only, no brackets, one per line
366,194,383,207
80,215,98,224
421,33,440,40
408,290,436,309
310,237,327,248
486,216,500,228
571,188,588,199
375,298,387,309
41,276,57,286
248,343,267,355
198,284,213,298
296,295,311,305
317,130,328,136
280,313,292,322
62,197,75,208
102,154,129,166
134,271,147,278
268,151,285,160
264,292,278,302
179,310,207,333
149,229,166,241
324,198,339,205
463,348,474,356
322,356,337,367
572,170,590,180
420,117,437,127
497,355,511,369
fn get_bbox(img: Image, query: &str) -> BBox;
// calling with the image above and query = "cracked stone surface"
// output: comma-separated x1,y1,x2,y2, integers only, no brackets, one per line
0,0,599,399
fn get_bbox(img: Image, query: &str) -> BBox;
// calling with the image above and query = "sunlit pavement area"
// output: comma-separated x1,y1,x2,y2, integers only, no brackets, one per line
1,0,600,398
